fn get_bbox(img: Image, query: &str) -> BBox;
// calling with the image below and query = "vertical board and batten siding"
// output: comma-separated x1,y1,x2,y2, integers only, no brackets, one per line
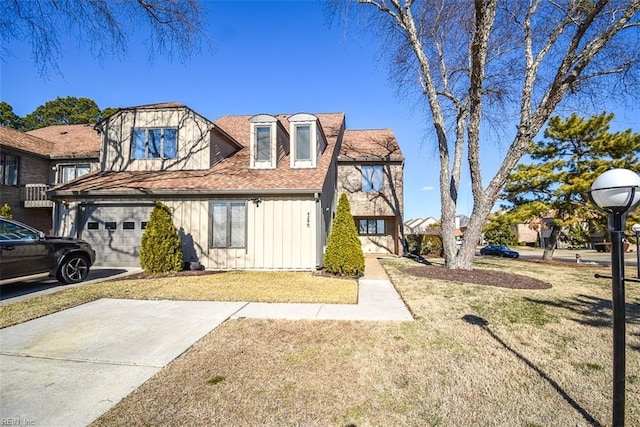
101,108,211,172
210,131,239,166
247,197,316,270
201,197,317,270
163,200,209,265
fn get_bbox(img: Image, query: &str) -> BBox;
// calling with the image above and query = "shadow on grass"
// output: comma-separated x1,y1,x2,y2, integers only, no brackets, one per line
523,294,640,329
462,314,603,427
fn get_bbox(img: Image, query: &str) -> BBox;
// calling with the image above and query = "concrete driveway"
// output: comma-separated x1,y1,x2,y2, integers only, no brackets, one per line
0,299,246,426
0,256,412,426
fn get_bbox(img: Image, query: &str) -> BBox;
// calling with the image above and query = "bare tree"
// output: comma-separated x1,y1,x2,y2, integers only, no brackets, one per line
340,0,640,269
1,0,210,76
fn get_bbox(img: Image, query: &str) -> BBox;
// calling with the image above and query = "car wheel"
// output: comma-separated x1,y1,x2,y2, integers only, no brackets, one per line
58,254,90,284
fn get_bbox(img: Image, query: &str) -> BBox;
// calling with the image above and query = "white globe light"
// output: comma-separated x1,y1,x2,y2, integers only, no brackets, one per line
590,169,640,212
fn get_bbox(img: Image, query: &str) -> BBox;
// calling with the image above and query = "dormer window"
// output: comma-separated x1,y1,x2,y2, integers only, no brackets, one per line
255,126,272,162
294,125,311,161
131,128,177,159
289,113,326,168
250,114,287,169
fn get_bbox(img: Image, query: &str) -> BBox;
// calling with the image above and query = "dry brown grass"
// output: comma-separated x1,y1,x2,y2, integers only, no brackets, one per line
93,258,640,426
0,271,357,329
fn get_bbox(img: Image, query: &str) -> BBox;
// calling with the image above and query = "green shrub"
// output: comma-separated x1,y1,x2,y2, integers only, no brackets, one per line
139,201,183,273
405,234,443,256
0,203,13,219
323,194,364,276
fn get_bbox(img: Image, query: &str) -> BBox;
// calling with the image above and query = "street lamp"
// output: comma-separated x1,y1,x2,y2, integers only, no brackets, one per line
589,168,640,427
633,224,640,279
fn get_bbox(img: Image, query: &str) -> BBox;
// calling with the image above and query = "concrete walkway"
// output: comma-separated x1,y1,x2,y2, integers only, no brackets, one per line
0,256,412,426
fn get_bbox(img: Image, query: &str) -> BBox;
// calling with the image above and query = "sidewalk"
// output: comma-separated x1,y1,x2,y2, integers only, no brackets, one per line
232,255,412,321
0,255,412,426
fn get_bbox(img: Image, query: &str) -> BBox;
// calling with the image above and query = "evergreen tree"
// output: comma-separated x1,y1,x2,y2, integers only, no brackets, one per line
139,201,184,273
20,96,101,131
501,113,640,260
0,102,20,129
324,194,365,276
0,203,13,219
482,213,516,246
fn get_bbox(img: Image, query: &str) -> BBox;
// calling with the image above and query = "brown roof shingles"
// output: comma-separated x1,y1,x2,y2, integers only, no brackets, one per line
0,126,55,157
26,124,100,157
52,113,346,195
339,129,403,161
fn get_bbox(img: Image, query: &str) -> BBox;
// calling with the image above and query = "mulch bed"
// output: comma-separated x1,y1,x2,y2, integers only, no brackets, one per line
401,265,552,290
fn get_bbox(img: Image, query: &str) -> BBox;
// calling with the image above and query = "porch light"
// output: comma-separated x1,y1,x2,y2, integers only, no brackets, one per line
589,168,640,427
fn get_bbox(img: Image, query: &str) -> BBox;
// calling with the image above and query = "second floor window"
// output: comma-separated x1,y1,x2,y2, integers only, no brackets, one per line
295,125,311,161
60,164,91,183
131,128,178,159
362,165,383,192
0,154,19,186
255,126,271,162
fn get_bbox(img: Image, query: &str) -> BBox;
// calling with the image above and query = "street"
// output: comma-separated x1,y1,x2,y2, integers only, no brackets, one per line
515,247,639,269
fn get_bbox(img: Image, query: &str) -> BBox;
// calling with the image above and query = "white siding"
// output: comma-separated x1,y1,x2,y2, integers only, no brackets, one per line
55,197,320,270
101,108,211,172
198,197,317,270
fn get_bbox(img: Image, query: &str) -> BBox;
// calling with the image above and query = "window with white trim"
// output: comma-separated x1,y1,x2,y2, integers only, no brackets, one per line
255,126,272,162
131,128,178,159
295,125,311,161
249,115,278,169
59,164,91,183
210,201,246,248
289,113,321,168
362,165,383,192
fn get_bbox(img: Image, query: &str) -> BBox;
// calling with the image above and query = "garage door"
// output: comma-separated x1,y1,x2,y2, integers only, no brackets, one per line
80,205,154,267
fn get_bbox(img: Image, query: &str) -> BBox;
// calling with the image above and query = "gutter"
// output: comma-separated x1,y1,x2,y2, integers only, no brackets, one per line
49,188,324,199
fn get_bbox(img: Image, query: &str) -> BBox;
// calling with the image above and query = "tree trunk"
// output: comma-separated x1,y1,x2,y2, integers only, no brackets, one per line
542,224,562,260
448,193,493,269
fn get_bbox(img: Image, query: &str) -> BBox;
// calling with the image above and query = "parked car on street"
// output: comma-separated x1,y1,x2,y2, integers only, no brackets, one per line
479,244,520,258
0,218,96,285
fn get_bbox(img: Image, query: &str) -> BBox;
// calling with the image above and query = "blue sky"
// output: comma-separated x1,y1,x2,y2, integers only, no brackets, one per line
1,1,638,220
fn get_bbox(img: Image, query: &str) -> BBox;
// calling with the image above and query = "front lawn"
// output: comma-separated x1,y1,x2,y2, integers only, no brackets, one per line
0,271,358,329
93,257,640,426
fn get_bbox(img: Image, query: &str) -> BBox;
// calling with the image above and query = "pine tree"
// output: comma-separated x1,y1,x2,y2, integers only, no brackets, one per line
139,201,183,273
323,194,365,276
501,113,640,260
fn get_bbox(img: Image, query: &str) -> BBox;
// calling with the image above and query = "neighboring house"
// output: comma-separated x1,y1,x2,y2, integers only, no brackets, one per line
0,125,99,232
338,129,404,254
47,102,405,269
404,217,438,234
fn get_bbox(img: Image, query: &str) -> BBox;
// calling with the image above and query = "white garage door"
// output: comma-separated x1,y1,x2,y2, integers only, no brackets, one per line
80,205,154,267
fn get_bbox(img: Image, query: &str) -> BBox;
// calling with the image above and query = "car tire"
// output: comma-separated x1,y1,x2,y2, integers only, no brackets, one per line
57,254,90,284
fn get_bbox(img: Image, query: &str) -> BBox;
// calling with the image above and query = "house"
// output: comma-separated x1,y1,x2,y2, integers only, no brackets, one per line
338,129,404,254
404,217,438,234
47,102,404,269
0,125,100,232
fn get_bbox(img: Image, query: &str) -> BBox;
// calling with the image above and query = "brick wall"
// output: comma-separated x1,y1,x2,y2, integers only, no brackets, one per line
337,162,403,218
1,148,53,232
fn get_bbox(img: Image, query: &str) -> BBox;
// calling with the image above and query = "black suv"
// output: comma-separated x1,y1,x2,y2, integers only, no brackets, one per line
0,218,96,285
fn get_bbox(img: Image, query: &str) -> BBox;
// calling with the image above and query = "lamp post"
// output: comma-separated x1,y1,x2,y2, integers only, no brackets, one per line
589,168,640,427
633,224,640,279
